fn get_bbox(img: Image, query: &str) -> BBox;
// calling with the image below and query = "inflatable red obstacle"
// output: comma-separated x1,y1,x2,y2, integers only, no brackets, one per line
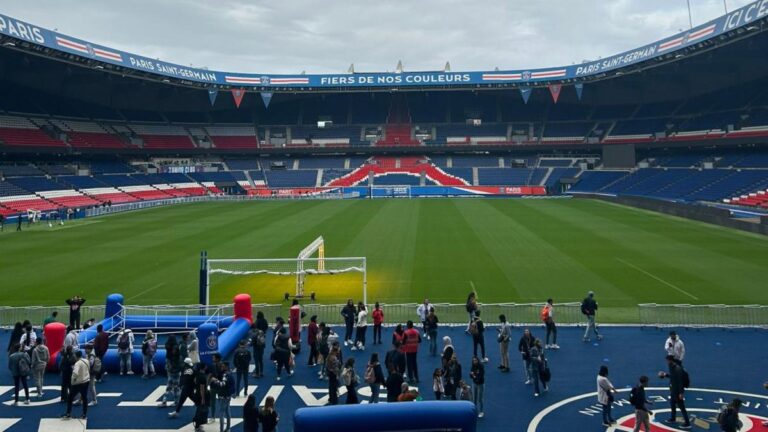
44,322,67,370
199,293,253,367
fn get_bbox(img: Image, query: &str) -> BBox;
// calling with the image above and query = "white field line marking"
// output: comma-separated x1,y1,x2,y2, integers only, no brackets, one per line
126,282,166,301
615,258,699,300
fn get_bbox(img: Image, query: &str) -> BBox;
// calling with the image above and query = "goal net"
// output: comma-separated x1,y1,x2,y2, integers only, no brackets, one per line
206,257,367,305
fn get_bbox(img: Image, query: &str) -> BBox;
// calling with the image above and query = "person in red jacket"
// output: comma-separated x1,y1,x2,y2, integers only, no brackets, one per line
307,315,319,366
372,303,384,345
402,321,422,384
92,325,109,382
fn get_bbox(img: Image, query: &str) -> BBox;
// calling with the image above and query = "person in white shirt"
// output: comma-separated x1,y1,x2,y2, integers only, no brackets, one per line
63,327,79,351
19,324,37,353
664,331,685,363
416,299,434,337
62,350,90,420
352,303,368,351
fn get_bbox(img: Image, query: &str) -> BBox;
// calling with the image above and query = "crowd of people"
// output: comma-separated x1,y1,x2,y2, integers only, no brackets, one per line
5,291,766,432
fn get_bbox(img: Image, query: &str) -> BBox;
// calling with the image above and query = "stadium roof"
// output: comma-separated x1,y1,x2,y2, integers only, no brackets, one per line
1,2,768,92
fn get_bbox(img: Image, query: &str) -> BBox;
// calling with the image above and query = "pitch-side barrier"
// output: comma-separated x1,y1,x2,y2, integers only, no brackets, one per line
638,303,768,328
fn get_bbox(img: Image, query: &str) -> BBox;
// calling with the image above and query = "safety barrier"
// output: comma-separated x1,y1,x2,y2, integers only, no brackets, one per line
639,303,768,328
0,305,105,329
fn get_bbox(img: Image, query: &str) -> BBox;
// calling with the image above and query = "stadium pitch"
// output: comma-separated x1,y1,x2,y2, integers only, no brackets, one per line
1,198,766,322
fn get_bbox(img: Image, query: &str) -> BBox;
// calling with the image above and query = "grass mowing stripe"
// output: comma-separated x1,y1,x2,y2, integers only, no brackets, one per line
614,258,699,300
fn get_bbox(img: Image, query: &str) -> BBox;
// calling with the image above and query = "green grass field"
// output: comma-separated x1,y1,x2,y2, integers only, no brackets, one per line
1,198,766,322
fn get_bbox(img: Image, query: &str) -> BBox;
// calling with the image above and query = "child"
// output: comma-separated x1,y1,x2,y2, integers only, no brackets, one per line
459,380,472,401
372,303,384,345
432,368,444,400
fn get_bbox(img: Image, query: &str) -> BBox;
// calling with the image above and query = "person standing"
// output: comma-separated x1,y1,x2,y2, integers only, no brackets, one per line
665,331,685,364
159,344,182,408
629,375,653,432
0,214,4,231
8,323,23,355
83,344,100,406
470,356,485,418
352,302,368,351
31,338,49,398
717,398,743,432
465,292,478,333
273,328,293,381
249,324,266,379
16,214,21,231
441,336,454,370
214,362,235,432
242,394,260,432
597,365,617,427
65,296,86,329
365,352,385,403
325,348,341,405
497,314,511,372
425,308,439,356
258,396,279,432
141,330,157,379
63,326,79,351
317,324,331,380
44,311,59,326
62,350,90,420
117,329,134,375
416,298,433,336
341,299,356,347
372,302,384,344
470,311,488,363
93,324,109,382
445,355,463,400
432,368,444,400
19,323,37,353
385,340,406,376
659,355,691,429
168,358,195,418
581,291,602,342
307,315,319,366
542,299,559,349
187,331,200,364
403,321,422,384
341,358,360,404
233,339,252,397
519,329,535,384
192,363,210,431
8,343,31,405
530,339,547,397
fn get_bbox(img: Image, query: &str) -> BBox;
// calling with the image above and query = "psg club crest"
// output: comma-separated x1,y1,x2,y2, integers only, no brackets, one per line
86,43,96,57
260,76,271,85
206,334,217,350
522,70,532,81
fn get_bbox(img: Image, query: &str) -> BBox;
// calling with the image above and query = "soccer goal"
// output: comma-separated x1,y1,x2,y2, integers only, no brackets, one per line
200,237,367,305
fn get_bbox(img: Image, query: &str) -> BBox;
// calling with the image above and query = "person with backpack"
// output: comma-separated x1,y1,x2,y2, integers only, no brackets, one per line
258,396,279,432
365,352,385,403
425,308,439,356
352,302,368,351
465,292,478,333
59,345,75,403
581,291,602,342
62,350,90,420
372,302,384,344
212,362,235,432
470,311,488,363
325,348,342,405
659,354,691,429
233,339,252,397
117,329,135,375
665,331,685,364
142,330,158,379
249,323,266,379
341,358,360,404
597,365,617,427
717,398,743,432
403,320,422,384
168,358,195,418
542,299,559,349
8,343,31,405
530,338,548,397
84,344,100,406
341,299,356,347
30,338,49,398
470,356,485,418
630,375,653,432
307,315,319,366
497,314,511,372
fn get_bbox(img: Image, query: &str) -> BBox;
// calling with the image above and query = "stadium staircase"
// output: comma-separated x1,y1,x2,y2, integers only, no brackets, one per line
376,95,419,146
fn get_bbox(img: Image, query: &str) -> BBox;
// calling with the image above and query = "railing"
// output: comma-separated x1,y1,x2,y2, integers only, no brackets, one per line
639,303,768,328
0,305,105,328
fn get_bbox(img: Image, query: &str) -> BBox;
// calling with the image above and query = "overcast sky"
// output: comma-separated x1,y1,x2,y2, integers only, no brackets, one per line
2,0,755,74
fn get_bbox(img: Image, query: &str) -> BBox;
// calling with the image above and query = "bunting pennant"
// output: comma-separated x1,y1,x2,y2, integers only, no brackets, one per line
231,89,245,108
548,84,562,104
520,86,532,104
575,83,584,101
260,92,273,108
207,89,218,106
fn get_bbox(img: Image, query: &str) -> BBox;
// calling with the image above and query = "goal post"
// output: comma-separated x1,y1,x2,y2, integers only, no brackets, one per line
202,256,367,306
